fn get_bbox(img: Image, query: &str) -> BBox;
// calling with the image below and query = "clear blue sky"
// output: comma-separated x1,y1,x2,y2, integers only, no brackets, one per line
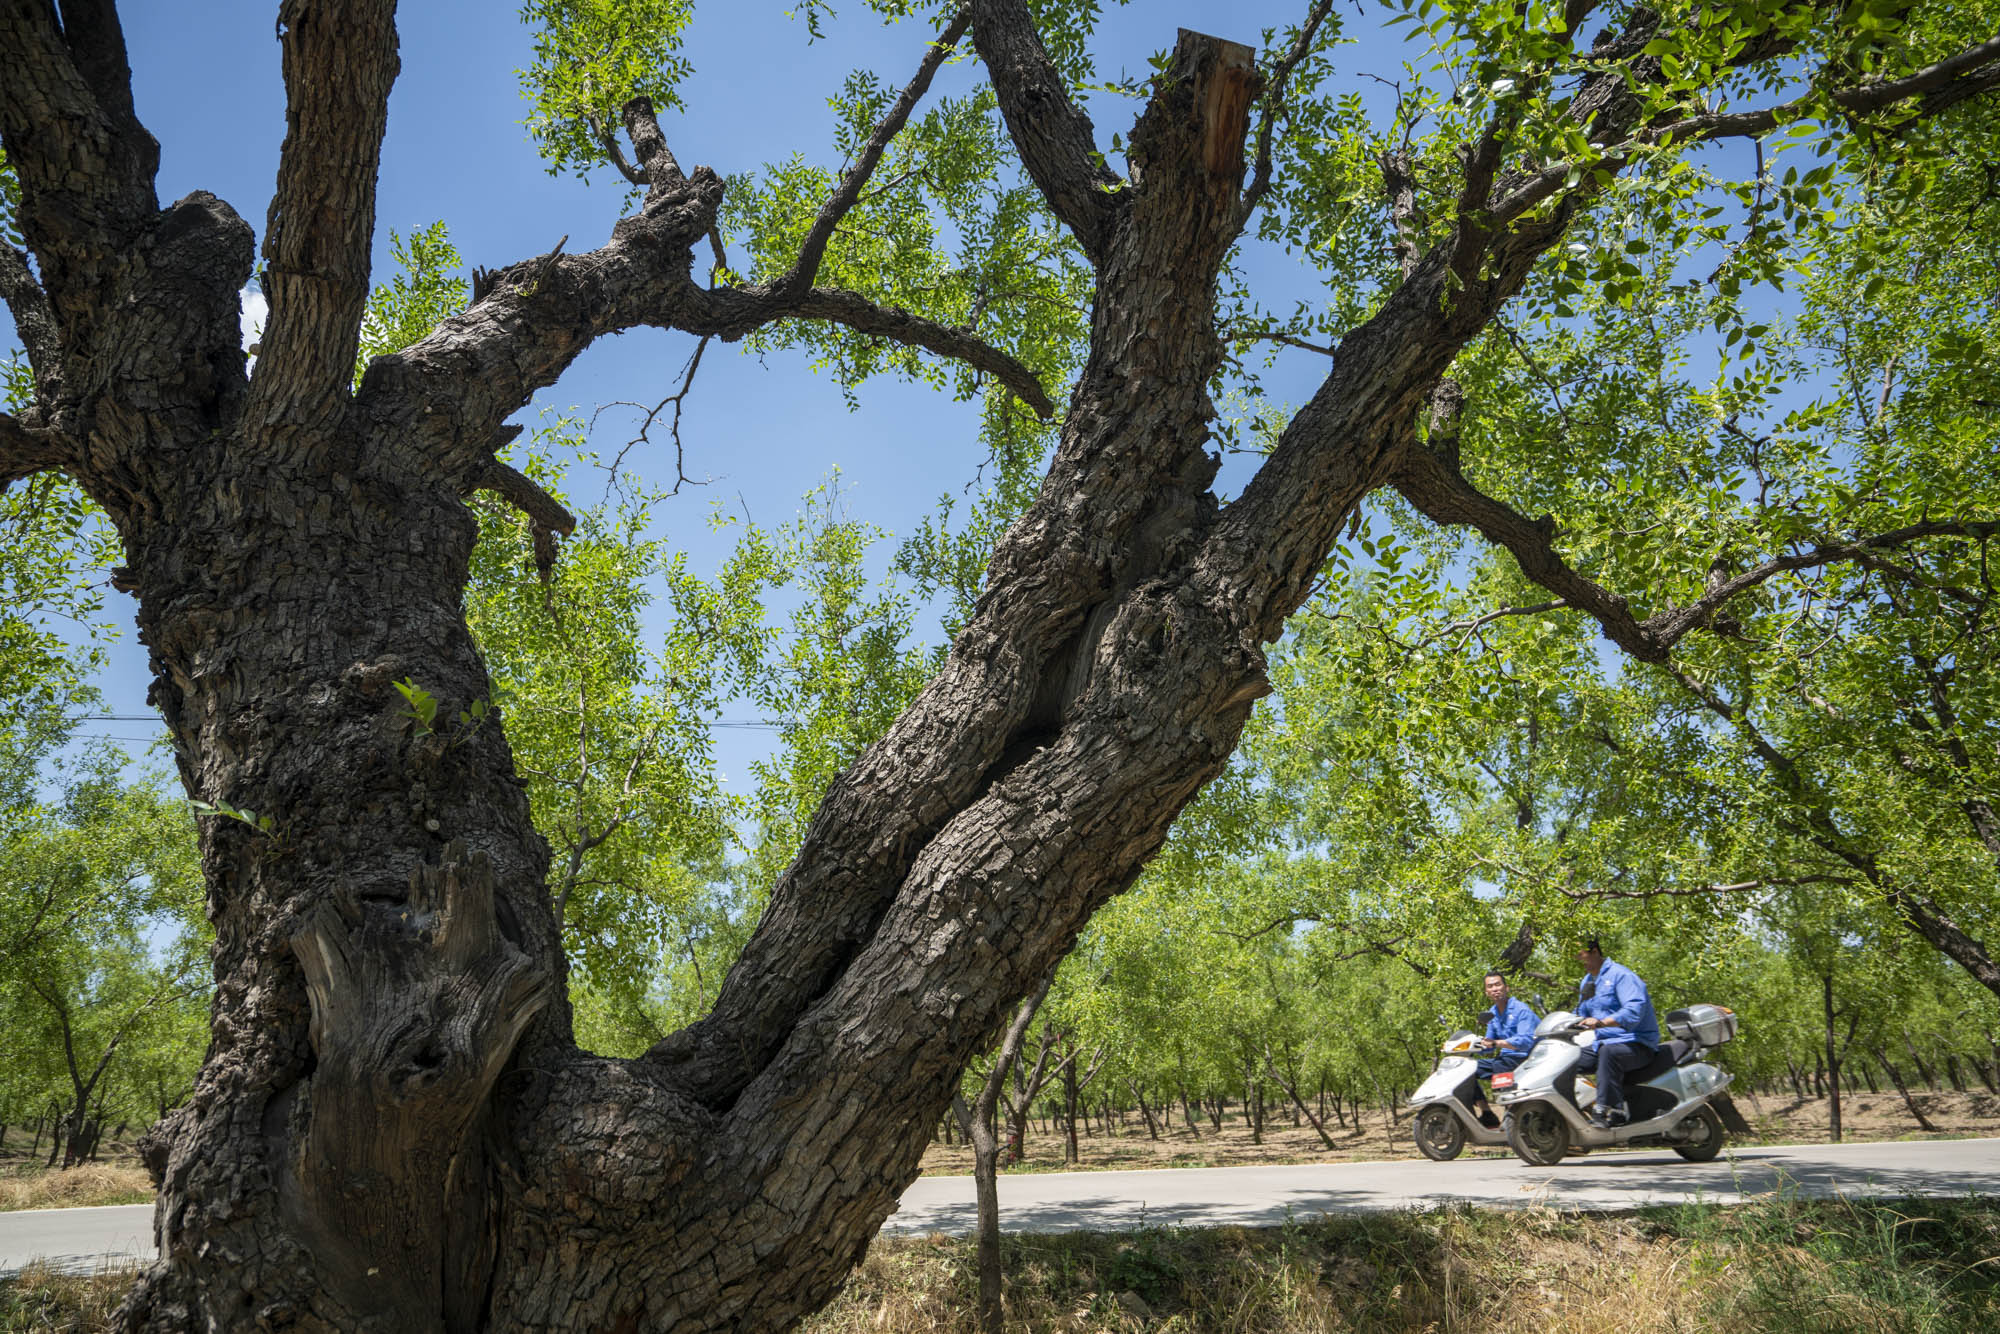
21,1,1426,779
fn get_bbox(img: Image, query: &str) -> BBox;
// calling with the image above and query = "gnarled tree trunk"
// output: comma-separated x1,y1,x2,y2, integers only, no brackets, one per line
6,1,1998,1330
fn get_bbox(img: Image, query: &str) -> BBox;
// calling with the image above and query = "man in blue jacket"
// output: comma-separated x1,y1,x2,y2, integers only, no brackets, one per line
1470,970,1539,1128
1574,939,1660,1127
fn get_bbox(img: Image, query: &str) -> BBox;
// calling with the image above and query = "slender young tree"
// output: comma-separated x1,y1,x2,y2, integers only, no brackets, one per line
4,2,1999,1330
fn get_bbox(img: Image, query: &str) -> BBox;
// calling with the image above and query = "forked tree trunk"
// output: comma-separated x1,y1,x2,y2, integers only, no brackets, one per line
6,2,1989,1330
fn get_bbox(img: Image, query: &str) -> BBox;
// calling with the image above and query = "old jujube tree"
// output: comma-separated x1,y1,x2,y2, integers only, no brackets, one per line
3,0,1997,1328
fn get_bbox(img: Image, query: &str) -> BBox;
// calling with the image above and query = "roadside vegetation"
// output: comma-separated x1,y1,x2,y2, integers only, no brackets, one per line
9,1194,1998,1332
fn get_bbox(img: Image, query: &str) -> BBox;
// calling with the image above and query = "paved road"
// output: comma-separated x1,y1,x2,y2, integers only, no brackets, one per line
7,1140,1999,1275
883,1138,2000,1236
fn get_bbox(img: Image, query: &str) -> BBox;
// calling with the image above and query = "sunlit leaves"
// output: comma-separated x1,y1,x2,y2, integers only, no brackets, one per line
517,0,694,183
354,222,469,387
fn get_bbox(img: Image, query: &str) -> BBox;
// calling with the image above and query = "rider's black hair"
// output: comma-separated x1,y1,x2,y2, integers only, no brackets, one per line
1482,970,1506,984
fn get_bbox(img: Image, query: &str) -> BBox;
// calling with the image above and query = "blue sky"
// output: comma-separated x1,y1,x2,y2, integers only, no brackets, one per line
23,1,1428,779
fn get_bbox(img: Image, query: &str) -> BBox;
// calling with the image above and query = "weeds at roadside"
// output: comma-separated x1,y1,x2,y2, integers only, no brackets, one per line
0,1261,138,1333
5,1197,1996,1330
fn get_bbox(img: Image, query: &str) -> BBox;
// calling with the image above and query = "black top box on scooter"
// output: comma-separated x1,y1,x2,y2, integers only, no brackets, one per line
1666,1004,1738,1046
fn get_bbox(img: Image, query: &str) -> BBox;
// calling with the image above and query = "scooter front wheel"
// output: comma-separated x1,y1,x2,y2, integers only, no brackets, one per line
1414,1105,1466,1161
1506,1103,1569,1166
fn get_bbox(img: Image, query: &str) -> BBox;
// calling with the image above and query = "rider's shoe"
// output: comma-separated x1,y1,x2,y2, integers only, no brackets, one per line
1477,1109,1501,1130
1588,1104,1629,1129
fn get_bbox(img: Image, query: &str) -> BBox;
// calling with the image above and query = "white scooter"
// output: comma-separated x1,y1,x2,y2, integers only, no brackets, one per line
1493,1004,1752,1165
1409,1030,1516,1161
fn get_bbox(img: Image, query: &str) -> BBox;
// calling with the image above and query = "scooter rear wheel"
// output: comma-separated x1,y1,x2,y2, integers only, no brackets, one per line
1414,1105,1466,1161
1506,1103,1569,1166
1671,1103,1726,1162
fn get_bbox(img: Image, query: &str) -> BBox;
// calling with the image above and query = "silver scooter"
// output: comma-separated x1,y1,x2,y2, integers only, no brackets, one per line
1492,1004,1753,1165
1409,1030,1515,1161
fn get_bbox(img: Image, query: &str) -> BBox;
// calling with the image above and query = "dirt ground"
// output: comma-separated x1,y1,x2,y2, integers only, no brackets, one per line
916,1089,2000,1176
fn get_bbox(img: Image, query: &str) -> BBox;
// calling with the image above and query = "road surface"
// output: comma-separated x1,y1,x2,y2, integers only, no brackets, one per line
6,1139,1999,1276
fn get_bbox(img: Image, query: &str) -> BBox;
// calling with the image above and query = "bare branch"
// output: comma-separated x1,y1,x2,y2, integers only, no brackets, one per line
1648,521,2000,647
1393,442,1665,659
359,167,1051,491
781,6,973,295
1230,327,1336,357
1424,598,1569,652
588,110,647,187
597,335,711,494
1560,876,1854,901
968,0,1124,262
1238,0,1337,221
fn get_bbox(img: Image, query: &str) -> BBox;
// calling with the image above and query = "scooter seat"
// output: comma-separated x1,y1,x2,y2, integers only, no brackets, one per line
1670,1038,1700,1067
1629,1042,1680,1086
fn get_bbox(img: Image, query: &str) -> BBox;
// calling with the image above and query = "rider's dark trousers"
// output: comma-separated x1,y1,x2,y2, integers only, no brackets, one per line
1594,1040,1655,1112
1458,1050,1527,1108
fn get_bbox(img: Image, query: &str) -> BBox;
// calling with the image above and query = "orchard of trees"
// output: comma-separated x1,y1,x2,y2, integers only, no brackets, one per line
2,0,1997,1330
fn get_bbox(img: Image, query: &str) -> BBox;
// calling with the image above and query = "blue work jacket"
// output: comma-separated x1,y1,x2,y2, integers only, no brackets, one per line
1482,996,1540,1052
1577,958,1659,1048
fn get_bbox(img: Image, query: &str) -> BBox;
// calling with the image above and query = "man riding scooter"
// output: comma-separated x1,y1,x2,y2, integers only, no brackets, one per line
1468,970,1538,1129
1574,939,1660,1128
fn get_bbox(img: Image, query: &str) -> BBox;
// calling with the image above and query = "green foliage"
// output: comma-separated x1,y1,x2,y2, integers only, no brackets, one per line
517,0,694,183
0,339,119,731
353,222,468,386
0,710,208,1142
464,428,740,1012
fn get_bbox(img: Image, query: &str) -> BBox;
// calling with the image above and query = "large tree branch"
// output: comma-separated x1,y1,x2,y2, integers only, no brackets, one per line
242,0,399,441
359,169,1053,492
779,6,973,295
0,0,159,343
0,242,62,404
968,0,1124,262
0,408,76,486
641,32,1266,1119
1492,33,2000,227
690,284,1056,418
1396,440,2000,662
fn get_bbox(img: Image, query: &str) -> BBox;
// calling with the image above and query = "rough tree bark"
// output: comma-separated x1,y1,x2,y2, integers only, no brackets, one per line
3,1,1998,1331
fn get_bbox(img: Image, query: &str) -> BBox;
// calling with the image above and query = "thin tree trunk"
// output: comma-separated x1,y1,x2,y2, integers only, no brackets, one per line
1823,972,1843,1144
1874,1048,1940,1132
1127,1078,1160,1141
1905,1030,1942,1091
1261,1043,1337,1150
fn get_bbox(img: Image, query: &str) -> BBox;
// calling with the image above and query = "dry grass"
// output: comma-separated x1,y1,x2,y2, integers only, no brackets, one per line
0,1164,153,1214
6,1197,1995,1331
0,1261,139,1333
802,1195,2000,1333
919,1091,2000,1177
